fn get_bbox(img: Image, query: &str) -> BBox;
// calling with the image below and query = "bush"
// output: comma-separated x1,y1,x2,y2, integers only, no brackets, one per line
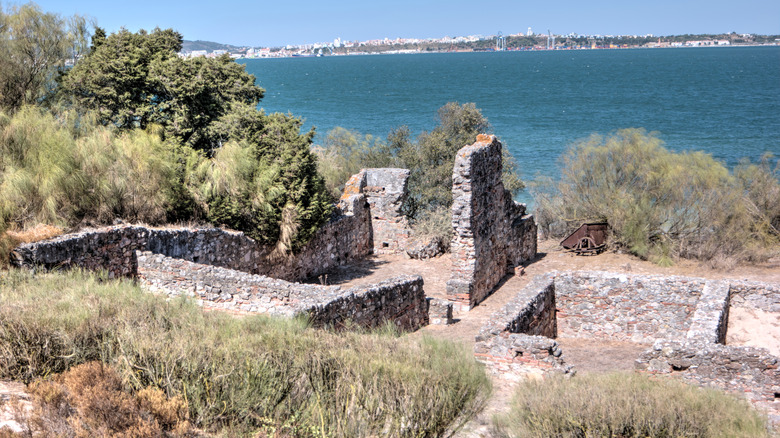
0,269,491,436
493,372,770,438
532,128,780,265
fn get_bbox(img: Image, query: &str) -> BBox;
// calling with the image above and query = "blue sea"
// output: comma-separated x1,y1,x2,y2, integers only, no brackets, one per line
240,47,780,204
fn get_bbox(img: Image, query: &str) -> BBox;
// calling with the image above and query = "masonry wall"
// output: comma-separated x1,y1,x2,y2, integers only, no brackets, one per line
554,272,704,343
12,194,372,283
636,341,780,425
728,280,780,313
341,168,411,254
447,135,537,308
137,251,428,331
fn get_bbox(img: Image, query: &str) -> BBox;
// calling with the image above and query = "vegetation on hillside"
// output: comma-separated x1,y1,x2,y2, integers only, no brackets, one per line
532,128,780,266
0,269,491,436
492,372,769,438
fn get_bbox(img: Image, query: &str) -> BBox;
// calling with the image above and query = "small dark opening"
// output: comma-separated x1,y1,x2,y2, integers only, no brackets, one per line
774,392,780,399
382,242,389,248
671,365,690,372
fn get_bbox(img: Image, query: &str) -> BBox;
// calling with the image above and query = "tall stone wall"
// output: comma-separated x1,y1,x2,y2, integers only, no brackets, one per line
341,168,411,254
137,251,428,331
12,194,372,283
447,135,537,308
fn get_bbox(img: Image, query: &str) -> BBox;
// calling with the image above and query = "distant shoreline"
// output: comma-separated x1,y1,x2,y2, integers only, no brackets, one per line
236,43,779,60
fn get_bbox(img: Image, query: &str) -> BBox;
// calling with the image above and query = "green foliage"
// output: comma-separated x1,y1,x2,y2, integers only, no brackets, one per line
492,372,769,438
0,3,89,113
0,269,491,436
193,112,333,252
59,27,263,154
532,128,780,265
0,106,189,231
314,127,394,198
317,102,524,212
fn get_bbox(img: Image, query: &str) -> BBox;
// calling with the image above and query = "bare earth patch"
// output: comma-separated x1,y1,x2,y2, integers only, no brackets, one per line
727,306,780,357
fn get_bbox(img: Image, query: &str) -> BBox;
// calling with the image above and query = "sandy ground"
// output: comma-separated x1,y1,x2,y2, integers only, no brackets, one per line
728,306,780,357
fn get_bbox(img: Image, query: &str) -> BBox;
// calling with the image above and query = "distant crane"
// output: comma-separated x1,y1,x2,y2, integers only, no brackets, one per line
496,31,506,51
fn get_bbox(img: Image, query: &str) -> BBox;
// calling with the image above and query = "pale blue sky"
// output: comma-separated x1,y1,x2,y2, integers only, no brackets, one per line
20,0,780,47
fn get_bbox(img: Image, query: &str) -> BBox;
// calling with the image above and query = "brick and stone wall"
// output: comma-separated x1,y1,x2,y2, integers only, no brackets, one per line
554,272,704,343
12,194,371,283
137,251,428,331
341,168,411,254
636,340,780,425
447,135,537,309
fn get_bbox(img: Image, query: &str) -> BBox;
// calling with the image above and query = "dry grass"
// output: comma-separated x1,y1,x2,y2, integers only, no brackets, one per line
5,224,63,244
0,269,491,437
492,372,770,438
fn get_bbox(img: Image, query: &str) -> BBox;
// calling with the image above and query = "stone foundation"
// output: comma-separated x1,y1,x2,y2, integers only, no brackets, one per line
475,271,780,423
138,251,428,331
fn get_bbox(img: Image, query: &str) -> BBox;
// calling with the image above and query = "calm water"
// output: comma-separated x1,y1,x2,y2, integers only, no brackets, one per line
241,47,780,204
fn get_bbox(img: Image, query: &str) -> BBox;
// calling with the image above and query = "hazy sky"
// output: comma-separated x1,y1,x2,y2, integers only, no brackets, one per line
23,0,780,47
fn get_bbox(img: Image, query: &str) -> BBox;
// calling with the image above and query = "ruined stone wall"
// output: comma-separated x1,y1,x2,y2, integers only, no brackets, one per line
554,272,704,343
137,251,428,331
636,341,780,425
728,280,780,313
447,135,537,308
341,168,411,254
12,194,371,283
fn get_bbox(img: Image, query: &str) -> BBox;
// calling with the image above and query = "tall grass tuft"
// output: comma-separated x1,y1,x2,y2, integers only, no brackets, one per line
0,269,491,436
493,372,770,438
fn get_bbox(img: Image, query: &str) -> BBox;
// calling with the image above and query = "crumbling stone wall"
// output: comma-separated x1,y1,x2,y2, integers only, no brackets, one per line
729,280,780,313
12,194,371,283
555,272,705,343
341,168,411,254
474,275,568,379
447,135,537,308
137,251,428,331
636,341,780,425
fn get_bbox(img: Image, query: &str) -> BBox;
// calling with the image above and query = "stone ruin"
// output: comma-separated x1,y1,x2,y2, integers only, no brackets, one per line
475,271,780,424
447,134,537,309
11,136,538,330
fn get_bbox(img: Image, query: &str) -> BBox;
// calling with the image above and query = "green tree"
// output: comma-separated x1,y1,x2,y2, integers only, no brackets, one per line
59,28,263,154
0,3,88,112
392,102,524,216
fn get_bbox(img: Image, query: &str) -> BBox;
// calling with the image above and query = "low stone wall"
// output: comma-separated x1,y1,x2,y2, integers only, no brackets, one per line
137,251,428,331
686,281,730,344
474,275,566,378
729,280,780,313
555,272,704,343
476,275,557,343
427,298,454,325
12,194,371,283
474,334,572,381
447,135,537,309
636,340,780,425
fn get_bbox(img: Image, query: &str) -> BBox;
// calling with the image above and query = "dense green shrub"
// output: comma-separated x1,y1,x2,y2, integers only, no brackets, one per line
493,372,770,438
532,128,780,265
0,269,491,436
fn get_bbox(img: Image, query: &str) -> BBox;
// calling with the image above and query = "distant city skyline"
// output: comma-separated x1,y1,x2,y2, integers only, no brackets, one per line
23,0,780,47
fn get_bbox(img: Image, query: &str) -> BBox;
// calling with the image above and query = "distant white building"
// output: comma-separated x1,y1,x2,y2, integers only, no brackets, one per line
189,50,208,58
527,27,533,36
